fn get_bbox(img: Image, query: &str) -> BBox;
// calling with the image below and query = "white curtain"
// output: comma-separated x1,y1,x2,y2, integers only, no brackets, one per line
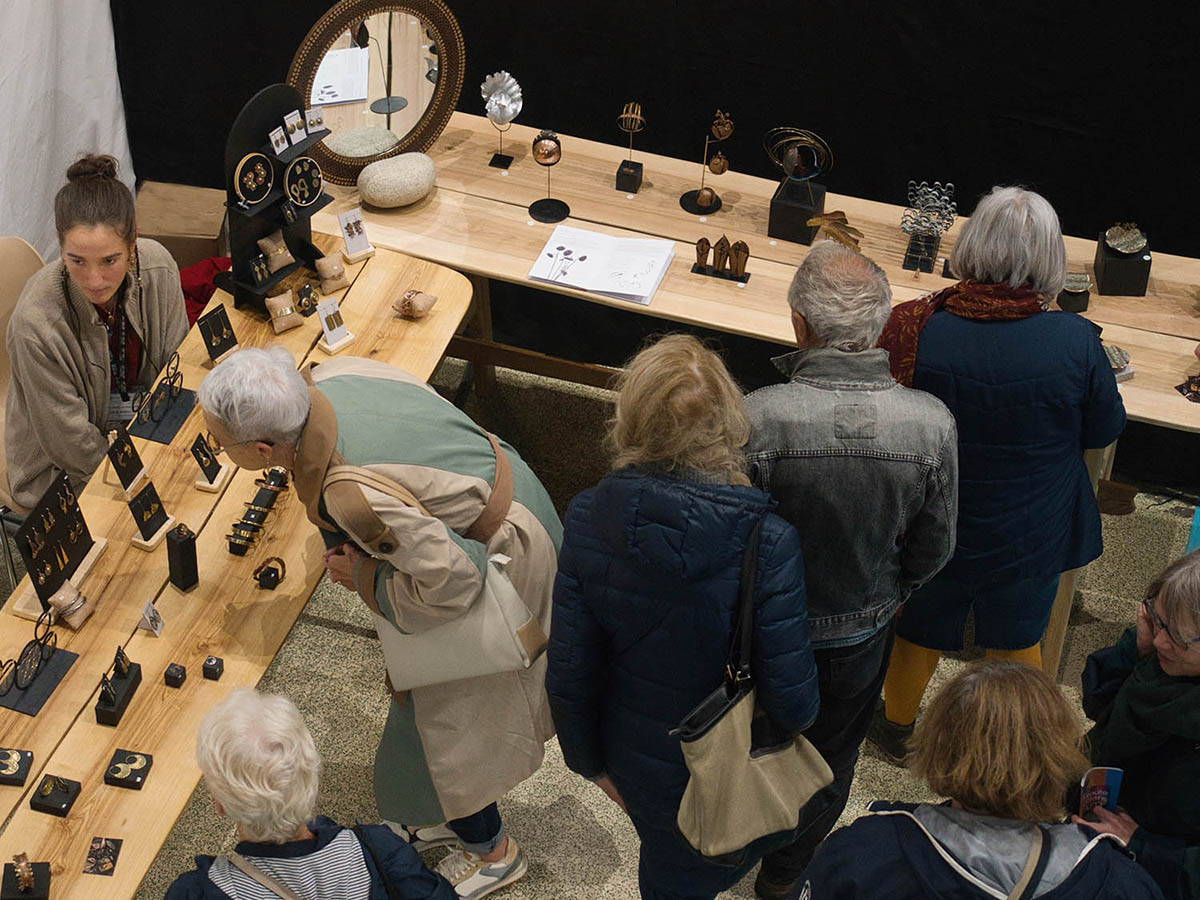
0,0,136,262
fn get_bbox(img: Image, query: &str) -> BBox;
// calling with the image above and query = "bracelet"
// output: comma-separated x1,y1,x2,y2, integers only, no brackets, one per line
14,852,33,890
253,557,286,581
56,592,88,618
271,305,296,318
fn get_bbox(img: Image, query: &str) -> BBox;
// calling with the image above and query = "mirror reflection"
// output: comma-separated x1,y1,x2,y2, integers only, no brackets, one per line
311,12,439,159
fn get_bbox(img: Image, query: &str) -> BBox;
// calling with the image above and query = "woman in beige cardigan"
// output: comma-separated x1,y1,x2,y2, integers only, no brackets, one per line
4,154,188,512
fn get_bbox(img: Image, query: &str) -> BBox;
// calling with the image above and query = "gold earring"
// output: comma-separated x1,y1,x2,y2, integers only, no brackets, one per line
126,753,148,770
109,762,132,779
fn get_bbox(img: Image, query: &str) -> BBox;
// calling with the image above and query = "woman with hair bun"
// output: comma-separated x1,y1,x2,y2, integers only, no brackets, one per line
4,153,187,512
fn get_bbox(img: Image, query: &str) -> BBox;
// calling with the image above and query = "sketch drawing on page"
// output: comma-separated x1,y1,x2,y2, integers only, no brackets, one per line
544,245,589,282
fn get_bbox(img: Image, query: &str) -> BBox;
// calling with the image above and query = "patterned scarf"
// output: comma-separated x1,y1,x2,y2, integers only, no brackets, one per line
878,280,1046,387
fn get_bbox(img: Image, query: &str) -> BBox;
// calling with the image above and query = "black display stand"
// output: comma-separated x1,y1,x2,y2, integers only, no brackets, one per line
529,198,570,224
1094,234,1151,296
213,84,332,313
903,233,941,273
1057,287,1090,312
690,263,750,284
679,189,722,215
95,663,141,726
2,861,50,898
29,776,80,817
615,160,643,193
0,748,33,787
768,180,827,245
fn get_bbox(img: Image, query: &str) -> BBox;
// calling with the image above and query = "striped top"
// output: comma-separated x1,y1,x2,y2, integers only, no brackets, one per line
207,829,370,900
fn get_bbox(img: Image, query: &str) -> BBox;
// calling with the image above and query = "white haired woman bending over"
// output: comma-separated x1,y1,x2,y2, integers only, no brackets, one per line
164,688,454,900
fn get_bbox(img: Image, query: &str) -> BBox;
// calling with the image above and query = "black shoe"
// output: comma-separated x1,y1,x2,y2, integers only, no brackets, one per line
754,869,799,900
867,699,914,766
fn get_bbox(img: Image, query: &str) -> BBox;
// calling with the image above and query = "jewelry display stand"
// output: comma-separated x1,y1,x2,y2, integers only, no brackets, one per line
203,346,240,368
11,541,108,623
343,245,376,263
102,458,147,499
1,860,51,898
317,332,356,354
195,463,232,493
131,516,177,552
95,663,142,727
212,83,332,313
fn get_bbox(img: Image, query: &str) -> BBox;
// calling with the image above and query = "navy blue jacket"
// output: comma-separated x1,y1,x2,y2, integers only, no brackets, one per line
164,817,454,900
795,802,1164,899
547,468,820,833
913,310,1125,585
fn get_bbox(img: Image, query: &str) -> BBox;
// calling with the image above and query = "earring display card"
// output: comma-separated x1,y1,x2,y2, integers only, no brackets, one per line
82,837,122,876
0,748,33,787
105,425,145,491
316,296,353,354
191,434,222,484
103,749,153,790
269,126,288,156
338,207,375,261
283,109,307,146
29,774,81,817
13,473,94,606
127,482,172,548
296,283,319,317
197,304,240,363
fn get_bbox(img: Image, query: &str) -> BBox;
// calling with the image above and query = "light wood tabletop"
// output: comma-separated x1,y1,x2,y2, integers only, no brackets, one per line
0,244,471,897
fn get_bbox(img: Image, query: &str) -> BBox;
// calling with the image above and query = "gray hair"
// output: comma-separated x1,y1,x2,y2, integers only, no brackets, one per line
950,186,1066,297
1150,549,1200,638
787,240,892,351
195,688,321,843
197,346,309,446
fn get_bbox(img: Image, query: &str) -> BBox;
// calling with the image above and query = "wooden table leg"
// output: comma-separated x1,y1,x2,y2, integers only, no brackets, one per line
467,273,496,397
1042,441,1118,678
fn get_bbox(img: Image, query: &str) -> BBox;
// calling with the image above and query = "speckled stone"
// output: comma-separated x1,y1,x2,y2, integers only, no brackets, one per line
357,152,436,209
323,126,400,159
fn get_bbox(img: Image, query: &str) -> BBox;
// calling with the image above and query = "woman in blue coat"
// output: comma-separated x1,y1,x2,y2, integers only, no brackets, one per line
547,335,820,900
871,186,1126,760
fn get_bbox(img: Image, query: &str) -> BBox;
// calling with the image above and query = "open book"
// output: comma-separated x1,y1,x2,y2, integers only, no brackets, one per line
528,225,674,305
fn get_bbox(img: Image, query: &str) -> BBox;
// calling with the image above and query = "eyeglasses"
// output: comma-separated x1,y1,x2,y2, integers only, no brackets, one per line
1142,595,1200,649
203,430,273,456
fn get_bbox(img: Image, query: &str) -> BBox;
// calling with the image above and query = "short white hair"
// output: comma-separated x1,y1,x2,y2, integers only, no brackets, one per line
196,688,321,843
197,346,310,446
951,186,1066,297
788,240,892,351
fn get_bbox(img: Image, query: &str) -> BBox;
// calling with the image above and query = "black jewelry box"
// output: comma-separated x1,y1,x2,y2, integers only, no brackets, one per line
29,774,80,817
1094,234,1151,296
768,179,826,246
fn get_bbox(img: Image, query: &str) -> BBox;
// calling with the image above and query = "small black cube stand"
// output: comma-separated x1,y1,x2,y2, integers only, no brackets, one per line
104,749,153,790
0,748,33,787
903,233,941,274
488,152,513,169
615,160,643,193
29,775,80,817
203,656,224,680
2,861,50,899
164,663,187,687
1057,287,1091,312
1094,235,1151,296
95,663,142,726
690,263,750,284
768,180,827,245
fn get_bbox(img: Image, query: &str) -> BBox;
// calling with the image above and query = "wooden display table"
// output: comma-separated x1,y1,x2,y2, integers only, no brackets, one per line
0,242,471,898
313,111,1200,435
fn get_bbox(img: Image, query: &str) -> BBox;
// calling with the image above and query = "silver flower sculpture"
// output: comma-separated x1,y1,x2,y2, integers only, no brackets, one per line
481,71,523,127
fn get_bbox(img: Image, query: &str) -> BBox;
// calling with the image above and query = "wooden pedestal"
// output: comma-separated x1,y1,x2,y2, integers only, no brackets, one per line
131,516,177,552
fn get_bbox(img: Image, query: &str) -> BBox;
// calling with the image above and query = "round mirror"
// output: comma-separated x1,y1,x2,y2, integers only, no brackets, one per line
287,0,464,185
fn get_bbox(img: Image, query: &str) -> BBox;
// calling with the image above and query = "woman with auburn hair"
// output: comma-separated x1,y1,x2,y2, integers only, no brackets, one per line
547,334,820,900
4,153,187,512
1076,549,1200,899
795,661,1163,899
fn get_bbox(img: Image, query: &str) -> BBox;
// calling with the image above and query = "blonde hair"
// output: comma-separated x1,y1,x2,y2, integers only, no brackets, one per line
195,688,321,843
909,661,1088,823
1148,548,1200,639
609,334,750,485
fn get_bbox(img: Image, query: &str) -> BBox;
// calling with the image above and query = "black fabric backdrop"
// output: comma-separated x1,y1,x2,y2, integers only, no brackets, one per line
109,2,1200,490
111,1,1200,254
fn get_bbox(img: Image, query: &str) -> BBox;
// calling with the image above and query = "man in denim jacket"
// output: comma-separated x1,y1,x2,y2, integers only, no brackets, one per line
745,241,958,899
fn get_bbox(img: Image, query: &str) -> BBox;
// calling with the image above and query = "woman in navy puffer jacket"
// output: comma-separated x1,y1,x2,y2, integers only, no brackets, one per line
547,335,820,900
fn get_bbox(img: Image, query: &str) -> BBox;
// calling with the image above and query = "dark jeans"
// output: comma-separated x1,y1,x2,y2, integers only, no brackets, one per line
633,818,755,900
759,623,896,885
447,803,504,855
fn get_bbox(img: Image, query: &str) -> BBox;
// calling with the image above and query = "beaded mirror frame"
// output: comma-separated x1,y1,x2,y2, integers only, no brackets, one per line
286,0,465,185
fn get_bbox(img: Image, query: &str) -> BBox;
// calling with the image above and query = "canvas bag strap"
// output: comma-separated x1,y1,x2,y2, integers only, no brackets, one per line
225,853,305,900
463,431,513,545
1007,825,1051,900
726,518,764,685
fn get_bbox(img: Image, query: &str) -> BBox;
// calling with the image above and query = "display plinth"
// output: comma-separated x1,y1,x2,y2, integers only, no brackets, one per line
679,189,721,215
103,459,147,498
195,462,233,493
29,776,80,817
318,332,356,355
202,345,241,369
615,160,643,193
902,233,941,274
690,263,750,284
1,860,50,898
342,244,376,263
1057,288,1090,312
488,152,513,169
768,179,826,245
131,516,177,552
0,749,32,787
529,198,569,224
11,539,108,622
95,662,141,726
1094,235,1151,296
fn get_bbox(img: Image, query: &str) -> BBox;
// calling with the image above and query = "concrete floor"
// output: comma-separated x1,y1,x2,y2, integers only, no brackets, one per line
7,358,1182,900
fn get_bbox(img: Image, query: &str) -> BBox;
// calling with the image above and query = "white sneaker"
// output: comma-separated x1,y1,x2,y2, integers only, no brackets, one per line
385,821,460,851
435,836,528,898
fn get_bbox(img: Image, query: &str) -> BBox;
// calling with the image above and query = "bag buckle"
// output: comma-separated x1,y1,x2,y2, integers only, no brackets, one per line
726,663,752,686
